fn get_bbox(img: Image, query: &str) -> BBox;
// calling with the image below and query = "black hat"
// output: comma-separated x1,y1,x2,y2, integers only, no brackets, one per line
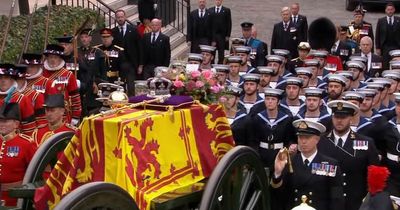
308,17,337,51
100,28,113,37
22,53,43,65
0,63,18,78
0,103,21,121
15,64,28,79
240,22,254,29
80,28,92,36
293,119,326,136
354,4,366,15
44,94,65,108
43,44,65,57
328,100,359,116
54,35,74,43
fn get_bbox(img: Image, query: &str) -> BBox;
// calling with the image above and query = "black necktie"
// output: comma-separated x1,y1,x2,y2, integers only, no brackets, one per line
151,33,156,43
201,9,204,18
337,137,343,147
284,23,288,31
390,17,393,26
304,159,309,167
293,16,297,24
120,26,124,37
216,7,220,13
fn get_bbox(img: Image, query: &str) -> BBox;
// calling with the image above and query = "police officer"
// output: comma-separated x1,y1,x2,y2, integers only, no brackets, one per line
319,100,380,210
0,102,37,206
271,119,345,210
33,94,76,146
95,28,129,87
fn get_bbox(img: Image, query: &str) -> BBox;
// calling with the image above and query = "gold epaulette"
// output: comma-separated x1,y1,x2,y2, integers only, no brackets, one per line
93,44,102,48
19,133,34,142
114,45,125,51
66,123,78,131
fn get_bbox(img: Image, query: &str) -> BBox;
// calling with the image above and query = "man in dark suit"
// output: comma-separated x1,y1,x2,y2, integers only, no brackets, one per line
376,2,400,69
271,119,345,210
187,0,212,53
209,0,232,64
332,26,353,65
290,3,308,42
112,9,141,96
139,18,171,80
138,0,156,23
271,7,300,59
319,100,380,210
353,36,383,78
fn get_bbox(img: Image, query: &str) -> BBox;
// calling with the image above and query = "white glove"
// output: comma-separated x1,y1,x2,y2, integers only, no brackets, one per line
76,79,81,89
71,118,80,126
154,3,158,10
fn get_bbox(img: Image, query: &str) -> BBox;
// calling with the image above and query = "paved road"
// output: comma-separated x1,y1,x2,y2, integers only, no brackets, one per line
191,0,388,49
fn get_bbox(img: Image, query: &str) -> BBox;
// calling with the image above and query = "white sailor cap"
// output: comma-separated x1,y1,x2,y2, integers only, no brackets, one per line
337,71,354,80
372,77,393,87
365,82,385,91
285,77,303,86
295,67,313,77
231,37,246,45
390,60,400,69
213,64,230,73
257,66,274,75
199,45,216,53
327,74,347,86
225,85,243,96
327,100,359,116
346,60,366,71
154,66,169,76
188,53,203,62
298,42,311,50
243,73,261,83
264,88,284,98
292,119,326,136
266,55,285,64
394,92,400,103
226,56,243,64
356,88,378,97
309,50,329,58
349,55,368,65
304,59,320,67
234,46,252,54
342,91,365,103
389,49,400,58
382,70,400,81
272,49,290,58
304,88,324,98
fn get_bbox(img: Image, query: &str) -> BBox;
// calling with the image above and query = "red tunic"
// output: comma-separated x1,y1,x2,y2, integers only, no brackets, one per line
0,91,36,135
33,123,76,146
20,88,46,128
0,134,37,206
325,54,343,72
27,75,52,96
43,68,82,123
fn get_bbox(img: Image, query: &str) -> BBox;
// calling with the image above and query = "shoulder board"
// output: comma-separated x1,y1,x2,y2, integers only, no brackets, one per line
19,133,34,142
114,45,124,51
66,123,78,131
93,44,102,48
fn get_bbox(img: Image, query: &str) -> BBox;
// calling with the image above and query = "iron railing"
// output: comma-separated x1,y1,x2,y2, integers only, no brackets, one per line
53,0,190,35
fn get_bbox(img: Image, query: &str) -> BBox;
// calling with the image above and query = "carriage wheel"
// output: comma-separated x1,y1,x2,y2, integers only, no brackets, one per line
54,182,138,210
199,146,270,210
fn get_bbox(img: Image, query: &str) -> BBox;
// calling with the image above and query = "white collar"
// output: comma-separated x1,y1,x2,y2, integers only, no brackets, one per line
335,40,340,46
362,52,371,57
292,15,298,18
333,129,351,146
44,60,65,71
301,150,317,165
26,67,43,80
119,22,127,29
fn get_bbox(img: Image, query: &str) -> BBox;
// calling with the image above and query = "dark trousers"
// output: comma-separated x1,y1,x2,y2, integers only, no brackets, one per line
143,64,156,80
382,45,398,70
190,38,211,53
215,35,228,64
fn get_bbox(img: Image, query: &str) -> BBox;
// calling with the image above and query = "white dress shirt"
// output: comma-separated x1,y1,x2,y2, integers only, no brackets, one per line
301,150,318,166
333,129,351,147
361,52,372,71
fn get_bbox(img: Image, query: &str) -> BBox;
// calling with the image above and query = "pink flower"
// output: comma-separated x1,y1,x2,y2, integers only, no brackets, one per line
210,85,222,94
201,70,213,80
195,80,205,88
186,80,196,91
173,80,184,88
190,70,201,79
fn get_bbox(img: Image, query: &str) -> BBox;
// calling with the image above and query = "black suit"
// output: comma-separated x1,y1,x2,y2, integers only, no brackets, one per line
112,23,141,96
138,0,156,23
319,130,380,210
332,41,352,65
140,32,171,79
353,52,383,78
271,21,300,59
375,16,400,69
208,6,232,64
271,152,345,210
187,8,212,53
291,14,308,42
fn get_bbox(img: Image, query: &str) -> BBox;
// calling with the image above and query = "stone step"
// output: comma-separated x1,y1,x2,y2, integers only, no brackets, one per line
171,41,190,61
170,32,186,50
100,0,127,11
118,4,138,17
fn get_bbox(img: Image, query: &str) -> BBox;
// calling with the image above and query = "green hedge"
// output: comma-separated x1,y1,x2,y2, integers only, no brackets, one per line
0,5,105,63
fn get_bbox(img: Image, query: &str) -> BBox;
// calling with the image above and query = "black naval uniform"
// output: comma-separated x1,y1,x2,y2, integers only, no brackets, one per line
319,130,380,210
386,119,400,197
95,44,129,85
270,152,345,210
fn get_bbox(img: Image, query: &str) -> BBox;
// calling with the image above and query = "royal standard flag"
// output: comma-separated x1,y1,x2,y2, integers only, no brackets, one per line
34,105,235,210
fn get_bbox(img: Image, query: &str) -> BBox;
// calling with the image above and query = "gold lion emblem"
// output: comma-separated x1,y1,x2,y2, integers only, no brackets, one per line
337,102,343,110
